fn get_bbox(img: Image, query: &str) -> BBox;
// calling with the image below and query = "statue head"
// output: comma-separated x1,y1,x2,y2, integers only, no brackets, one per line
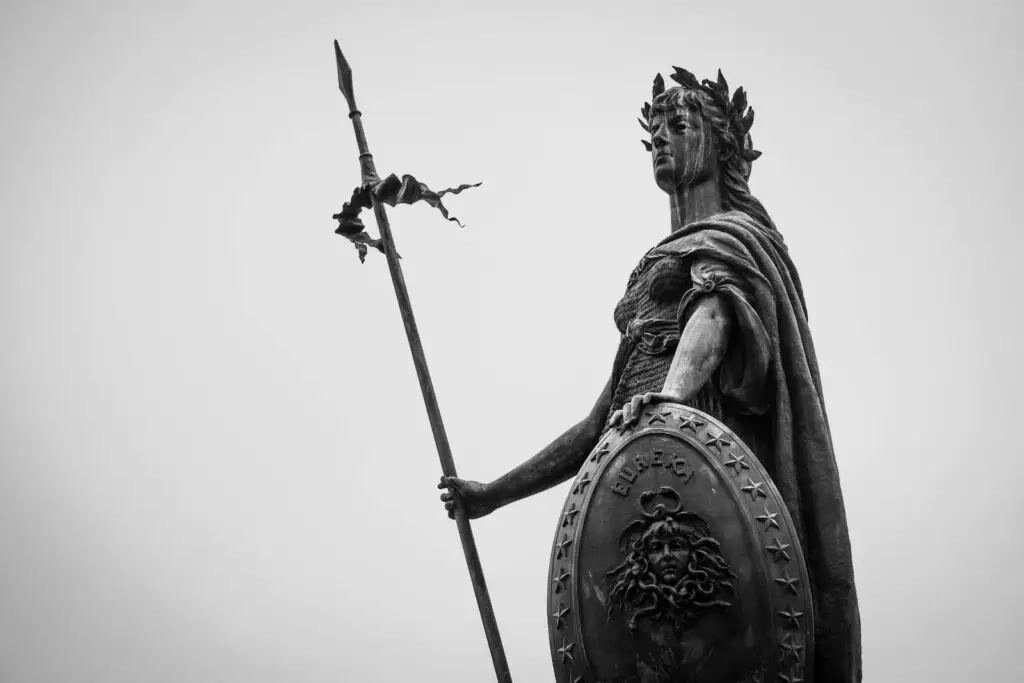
606,487,736,634
641,69,775,230
647,86,723,194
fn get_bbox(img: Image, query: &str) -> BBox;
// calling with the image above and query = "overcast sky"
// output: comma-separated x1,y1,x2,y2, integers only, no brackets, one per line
2,1,1022,681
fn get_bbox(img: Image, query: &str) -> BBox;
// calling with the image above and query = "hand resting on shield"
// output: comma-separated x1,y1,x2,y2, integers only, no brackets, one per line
606,391,684,431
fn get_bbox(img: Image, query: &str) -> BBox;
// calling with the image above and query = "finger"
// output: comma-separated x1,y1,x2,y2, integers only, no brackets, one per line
438,477,449,489
448,509,455,519
646,392,669,406
607,411,622,427
445,501,456,512
627,399,642,425
440,492,453,502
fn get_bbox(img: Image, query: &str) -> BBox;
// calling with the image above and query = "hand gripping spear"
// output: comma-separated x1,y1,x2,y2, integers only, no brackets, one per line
332,41,513,683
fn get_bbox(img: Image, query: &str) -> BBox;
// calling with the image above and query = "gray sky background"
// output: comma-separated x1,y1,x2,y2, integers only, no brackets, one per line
2,1,1022,681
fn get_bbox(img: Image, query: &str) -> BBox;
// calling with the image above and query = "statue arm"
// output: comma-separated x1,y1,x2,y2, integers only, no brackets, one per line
485,375,612,511
661,293,732,399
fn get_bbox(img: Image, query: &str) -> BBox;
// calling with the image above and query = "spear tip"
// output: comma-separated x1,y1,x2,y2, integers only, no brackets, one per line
334,39,356,111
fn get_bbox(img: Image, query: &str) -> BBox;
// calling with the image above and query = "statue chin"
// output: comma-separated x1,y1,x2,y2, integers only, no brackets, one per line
652,165,676,193
653,164,714,196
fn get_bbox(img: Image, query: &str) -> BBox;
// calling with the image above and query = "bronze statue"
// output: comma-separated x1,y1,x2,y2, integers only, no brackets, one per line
440,67,862,682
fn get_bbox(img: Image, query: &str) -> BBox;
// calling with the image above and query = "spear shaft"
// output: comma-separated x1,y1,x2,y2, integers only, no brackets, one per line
333,41,512,683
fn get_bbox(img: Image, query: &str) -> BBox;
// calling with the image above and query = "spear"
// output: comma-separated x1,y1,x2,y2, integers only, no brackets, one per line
333,41,513,683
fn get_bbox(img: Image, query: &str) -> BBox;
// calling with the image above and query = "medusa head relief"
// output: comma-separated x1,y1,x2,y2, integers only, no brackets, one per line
606,486,736,636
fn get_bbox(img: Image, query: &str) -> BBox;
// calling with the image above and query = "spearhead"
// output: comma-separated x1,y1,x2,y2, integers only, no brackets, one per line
334,40,357,112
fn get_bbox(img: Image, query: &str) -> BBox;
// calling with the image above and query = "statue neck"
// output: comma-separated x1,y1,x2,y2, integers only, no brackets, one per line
669,177,723,233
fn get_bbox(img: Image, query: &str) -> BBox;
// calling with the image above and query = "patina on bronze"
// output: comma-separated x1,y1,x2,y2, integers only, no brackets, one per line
441,66,861,683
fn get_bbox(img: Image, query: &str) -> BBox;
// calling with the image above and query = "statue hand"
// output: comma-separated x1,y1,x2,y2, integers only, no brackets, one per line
438,476,498,520
606,391,682,431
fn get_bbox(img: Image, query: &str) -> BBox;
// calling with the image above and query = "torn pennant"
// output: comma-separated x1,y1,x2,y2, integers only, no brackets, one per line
333,174,481,262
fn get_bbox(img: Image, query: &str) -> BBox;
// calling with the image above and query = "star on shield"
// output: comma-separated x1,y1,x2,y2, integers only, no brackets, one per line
551,603,571,630
778,604,805,629
572,472,592,495
556,534,573,560
552,570,571,593
677,413,705,432
646,410,670,425
589,443,610,463
756,505,780,530
780,633,804,662
766,537,792,563
774,569,801,595
562,504,580,528
723,452,750,474
741,477,767,500
557,639,575,664
704,432,732,452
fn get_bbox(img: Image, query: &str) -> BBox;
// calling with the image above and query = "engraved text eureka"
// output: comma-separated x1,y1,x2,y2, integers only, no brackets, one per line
610,448,695,496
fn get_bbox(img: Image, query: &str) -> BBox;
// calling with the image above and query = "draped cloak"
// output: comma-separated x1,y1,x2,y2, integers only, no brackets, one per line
606,210,862,683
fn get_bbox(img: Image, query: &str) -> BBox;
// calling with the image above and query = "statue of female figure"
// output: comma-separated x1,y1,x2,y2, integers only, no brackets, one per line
439,68,862,683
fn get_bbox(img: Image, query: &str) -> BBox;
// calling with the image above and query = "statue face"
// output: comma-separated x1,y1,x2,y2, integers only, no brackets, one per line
649,97,718,193
645,533,691,583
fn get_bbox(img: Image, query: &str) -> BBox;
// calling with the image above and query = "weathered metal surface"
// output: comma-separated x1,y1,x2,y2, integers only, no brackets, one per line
548,403,813,683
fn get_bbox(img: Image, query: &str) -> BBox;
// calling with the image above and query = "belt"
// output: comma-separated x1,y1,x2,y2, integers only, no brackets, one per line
624,318,680,355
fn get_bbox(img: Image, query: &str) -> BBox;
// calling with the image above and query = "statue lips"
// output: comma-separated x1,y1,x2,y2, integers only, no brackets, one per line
653,152,674,173
659,567,681,582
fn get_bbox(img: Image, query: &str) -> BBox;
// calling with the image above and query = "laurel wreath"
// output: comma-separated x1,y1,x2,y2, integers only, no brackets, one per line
639,67,762,168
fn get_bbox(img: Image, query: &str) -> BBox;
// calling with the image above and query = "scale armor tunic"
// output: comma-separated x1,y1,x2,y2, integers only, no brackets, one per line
608,249,774,468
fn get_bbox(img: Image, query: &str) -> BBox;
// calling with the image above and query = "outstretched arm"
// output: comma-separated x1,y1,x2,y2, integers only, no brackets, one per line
488,375,612,508
440,376,612,519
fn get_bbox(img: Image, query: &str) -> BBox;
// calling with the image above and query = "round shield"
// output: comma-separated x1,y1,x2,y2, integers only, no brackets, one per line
547,403,813,683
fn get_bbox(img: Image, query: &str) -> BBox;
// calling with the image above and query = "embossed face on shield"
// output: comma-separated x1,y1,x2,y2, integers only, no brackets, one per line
644,522,691,583
649,97,719,194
